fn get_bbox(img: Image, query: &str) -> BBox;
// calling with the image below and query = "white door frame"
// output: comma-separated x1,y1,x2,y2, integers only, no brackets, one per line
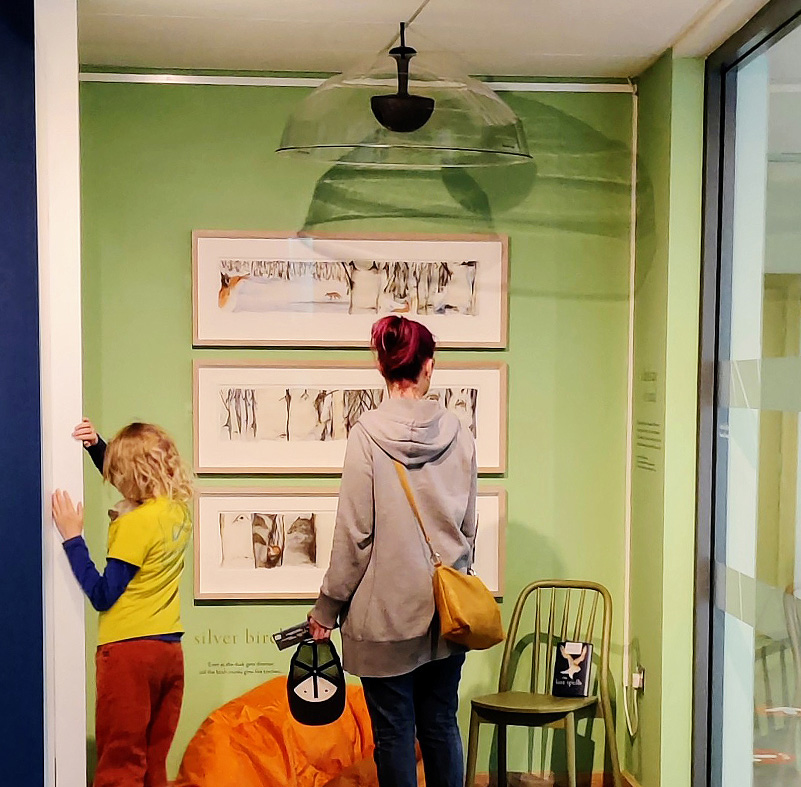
35,0,87,784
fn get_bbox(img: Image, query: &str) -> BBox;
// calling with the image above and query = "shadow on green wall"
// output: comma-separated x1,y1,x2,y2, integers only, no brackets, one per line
635,164,657,290
301,96,636,241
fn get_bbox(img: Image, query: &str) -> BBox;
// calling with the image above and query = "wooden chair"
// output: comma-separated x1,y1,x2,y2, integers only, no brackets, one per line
464,580,622,787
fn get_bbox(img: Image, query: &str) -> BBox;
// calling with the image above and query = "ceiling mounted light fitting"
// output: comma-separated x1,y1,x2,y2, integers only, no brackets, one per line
277,23,531,169
370,23,434,133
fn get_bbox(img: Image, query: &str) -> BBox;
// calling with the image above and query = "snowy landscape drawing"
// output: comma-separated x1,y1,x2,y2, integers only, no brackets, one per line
194,360,506,473
194,233,508,348
216,258,478,317
219,386,478,443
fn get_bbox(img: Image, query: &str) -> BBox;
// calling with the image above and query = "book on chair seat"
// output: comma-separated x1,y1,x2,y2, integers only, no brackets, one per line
552,641,593,697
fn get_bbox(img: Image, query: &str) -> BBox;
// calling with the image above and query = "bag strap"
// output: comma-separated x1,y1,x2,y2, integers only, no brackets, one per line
393,460,442,567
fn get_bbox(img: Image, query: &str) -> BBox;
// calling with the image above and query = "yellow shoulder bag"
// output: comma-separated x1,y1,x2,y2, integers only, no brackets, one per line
394,461,505,651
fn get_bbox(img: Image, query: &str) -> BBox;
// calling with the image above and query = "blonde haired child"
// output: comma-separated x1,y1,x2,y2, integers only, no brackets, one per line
53,420,192,787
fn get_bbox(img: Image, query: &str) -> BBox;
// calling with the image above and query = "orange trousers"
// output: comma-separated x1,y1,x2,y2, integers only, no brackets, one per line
94,639,184,787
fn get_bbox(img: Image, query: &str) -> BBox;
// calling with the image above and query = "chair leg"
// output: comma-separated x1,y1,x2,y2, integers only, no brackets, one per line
497,724,507,787
464,708,481,787
601,696,623,787
565,713,577,787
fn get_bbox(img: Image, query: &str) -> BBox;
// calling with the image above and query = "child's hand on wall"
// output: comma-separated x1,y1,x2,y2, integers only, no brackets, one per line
72,418,98,447
51,490,84,540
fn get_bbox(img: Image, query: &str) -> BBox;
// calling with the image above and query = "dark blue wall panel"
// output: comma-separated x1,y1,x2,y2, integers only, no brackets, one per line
0,2,44,784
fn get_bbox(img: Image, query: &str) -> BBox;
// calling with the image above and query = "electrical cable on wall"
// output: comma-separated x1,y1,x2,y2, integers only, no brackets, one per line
382,0,435,50
622,77,641,739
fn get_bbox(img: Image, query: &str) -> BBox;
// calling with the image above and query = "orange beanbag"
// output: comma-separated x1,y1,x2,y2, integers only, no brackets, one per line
174,676,375,787
322,756,426,787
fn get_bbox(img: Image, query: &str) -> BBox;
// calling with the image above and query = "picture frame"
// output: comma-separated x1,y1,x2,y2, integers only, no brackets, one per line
194,360,507,474
192,231,509,348
193,486,507,600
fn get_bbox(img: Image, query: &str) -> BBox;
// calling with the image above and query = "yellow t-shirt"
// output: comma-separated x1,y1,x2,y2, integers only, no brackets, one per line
98,497,191,646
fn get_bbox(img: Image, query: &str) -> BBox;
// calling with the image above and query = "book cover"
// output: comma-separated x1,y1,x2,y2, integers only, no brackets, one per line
552,640,593,697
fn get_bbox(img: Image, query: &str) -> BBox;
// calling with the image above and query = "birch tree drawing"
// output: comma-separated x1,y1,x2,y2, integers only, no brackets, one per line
220,388,257,439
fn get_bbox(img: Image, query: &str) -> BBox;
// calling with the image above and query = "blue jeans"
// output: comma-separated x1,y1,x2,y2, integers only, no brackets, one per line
361,653,465,787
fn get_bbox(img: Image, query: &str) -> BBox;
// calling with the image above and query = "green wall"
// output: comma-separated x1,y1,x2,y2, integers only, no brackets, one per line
628,53,704,786
80,81,634,779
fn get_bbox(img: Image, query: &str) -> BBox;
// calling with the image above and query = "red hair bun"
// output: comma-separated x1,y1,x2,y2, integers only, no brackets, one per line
371,316,435,384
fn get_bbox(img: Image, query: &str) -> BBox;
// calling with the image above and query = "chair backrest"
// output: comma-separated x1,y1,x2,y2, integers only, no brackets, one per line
783,587,801,708
498,580,613,697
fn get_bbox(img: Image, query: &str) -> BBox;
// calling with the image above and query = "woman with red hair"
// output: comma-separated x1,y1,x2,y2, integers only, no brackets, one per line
310,315,477,787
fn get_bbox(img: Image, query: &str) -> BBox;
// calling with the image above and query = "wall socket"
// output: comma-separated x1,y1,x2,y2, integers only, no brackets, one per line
631,666,646,692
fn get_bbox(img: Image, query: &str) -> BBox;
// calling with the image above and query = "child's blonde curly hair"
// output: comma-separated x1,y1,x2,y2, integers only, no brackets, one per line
103,423,193,504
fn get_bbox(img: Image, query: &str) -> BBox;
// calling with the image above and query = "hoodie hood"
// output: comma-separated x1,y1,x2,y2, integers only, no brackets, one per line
358,398,461,467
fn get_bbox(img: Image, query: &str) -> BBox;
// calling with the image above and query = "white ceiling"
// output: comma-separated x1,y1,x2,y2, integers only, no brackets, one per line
78,0,771,78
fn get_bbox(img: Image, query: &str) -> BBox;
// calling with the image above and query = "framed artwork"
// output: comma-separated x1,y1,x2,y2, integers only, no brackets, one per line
194,487,506,600
192,231,508,348
194,360,507,474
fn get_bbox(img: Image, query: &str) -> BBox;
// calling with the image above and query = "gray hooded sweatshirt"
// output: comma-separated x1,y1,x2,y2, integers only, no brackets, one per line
311,396,477,678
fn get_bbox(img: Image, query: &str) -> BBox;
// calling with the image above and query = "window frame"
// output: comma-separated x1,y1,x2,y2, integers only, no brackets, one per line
695,2,801,785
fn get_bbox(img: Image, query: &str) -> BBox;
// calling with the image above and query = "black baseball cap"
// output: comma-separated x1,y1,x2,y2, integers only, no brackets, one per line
287,639,346,726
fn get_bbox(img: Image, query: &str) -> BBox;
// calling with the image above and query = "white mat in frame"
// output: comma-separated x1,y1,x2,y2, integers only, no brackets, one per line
193,232,508,349
194,360,507,474
194,486,507,600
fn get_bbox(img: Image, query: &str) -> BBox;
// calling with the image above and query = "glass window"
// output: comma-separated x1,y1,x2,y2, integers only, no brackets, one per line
712,23,801,787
